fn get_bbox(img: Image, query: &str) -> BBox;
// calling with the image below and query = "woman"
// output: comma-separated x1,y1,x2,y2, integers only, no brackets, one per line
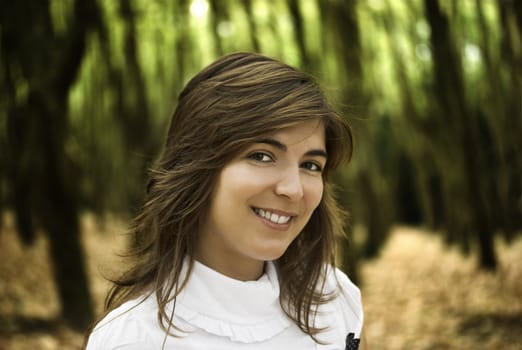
85,52,363,349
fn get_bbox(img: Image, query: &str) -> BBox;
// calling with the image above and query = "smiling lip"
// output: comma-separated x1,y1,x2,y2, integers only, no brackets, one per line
252,207,297,226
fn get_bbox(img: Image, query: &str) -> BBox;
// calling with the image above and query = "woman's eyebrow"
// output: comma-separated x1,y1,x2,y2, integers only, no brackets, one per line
256,138,287,151
306,149,328,159
255,138,328,159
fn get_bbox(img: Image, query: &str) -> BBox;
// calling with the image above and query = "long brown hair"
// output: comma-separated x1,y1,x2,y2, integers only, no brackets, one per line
89,52,353,343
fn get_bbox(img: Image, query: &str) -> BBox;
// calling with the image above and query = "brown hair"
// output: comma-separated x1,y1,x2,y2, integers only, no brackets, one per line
89,52,353,343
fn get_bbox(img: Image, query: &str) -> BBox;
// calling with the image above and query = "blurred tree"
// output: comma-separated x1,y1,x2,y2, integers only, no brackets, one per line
209,0,229,56
288,0,310,69
118,0,157,212
496,0,522,240
318,0,388,283
1,0,520,301
0,0,96,329
380,0,433,227
424,0,497,269
240,0,261,52
327,0,392,259
174,0,193,88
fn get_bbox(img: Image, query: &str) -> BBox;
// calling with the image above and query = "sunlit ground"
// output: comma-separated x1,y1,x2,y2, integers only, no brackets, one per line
361,227,522,349
0,212,521,349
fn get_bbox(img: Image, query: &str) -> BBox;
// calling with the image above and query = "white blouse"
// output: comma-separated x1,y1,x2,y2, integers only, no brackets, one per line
86,260,363,349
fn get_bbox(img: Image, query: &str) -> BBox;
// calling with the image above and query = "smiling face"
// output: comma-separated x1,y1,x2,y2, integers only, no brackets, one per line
195,120,326,280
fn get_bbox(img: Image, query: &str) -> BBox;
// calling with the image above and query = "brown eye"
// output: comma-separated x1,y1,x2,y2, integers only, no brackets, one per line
301,161,323,172
248,152,273,162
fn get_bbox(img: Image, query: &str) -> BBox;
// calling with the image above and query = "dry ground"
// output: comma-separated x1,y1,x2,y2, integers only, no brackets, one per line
361,227,522,349
0,212,521,349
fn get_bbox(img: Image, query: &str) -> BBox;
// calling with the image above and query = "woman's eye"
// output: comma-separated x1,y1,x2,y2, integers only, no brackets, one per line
248,152,273,162
302,161,323,172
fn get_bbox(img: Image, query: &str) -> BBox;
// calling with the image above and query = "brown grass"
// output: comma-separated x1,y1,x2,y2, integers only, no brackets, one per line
0,213,521,349
362,226,522,349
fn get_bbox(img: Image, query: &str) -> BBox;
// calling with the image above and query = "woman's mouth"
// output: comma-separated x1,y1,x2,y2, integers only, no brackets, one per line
252,207,292,224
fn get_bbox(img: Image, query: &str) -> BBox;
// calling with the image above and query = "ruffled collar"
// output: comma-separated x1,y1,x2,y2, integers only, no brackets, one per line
169,258,292,343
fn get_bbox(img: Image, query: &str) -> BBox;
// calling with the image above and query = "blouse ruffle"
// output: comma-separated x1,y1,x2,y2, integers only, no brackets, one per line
174,302,292,343
170,259,292,343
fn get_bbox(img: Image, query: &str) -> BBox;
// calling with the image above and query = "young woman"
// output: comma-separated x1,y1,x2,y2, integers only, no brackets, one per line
85,52,363,349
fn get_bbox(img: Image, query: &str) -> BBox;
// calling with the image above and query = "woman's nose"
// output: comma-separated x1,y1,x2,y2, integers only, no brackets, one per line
274,167,304,201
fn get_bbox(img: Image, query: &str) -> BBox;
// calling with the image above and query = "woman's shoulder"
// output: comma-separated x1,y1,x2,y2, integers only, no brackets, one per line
315,264,364,342
86,296,161,350
324,264,363,310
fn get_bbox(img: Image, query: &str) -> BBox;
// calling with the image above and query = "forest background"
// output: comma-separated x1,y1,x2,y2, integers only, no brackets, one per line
0,0,521,349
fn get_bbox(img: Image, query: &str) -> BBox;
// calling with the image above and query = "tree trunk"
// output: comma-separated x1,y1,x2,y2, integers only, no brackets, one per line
498,0,522,235
318,0,389,280
475,0,516,240
31,90,94,330
0,0,98,329
209,0,228,57
241,0,261,52
119,0,155,213
424,0,497,270
288,0,309,69
174,0,193,89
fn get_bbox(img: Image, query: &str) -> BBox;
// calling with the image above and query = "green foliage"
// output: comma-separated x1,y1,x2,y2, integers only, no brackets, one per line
1,0,520,269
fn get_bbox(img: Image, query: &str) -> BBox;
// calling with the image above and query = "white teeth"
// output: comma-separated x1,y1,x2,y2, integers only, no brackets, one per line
277,216,287,224
254,208,291,224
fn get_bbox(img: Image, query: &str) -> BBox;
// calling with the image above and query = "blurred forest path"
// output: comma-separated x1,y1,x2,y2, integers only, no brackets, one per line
362,227,522,349
0,212,520,350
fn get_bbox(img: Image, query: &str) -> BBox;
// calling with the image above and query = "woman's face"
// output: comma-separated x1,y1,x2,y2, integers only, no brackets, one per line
195,120,326,280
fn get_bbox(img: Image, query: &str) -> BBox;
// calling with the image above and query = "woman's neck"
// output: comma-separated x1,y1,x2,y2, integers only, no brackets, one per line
192,252,265,281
